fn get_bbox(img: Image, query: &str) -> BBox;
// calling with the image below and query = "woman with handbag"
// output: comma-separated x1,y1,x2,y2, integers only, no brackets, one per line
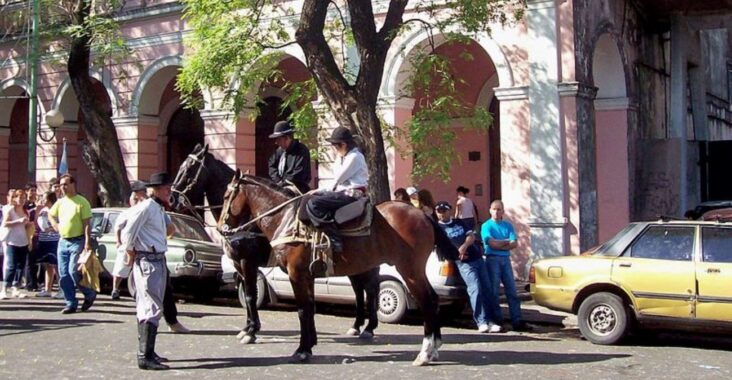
0,189,33,299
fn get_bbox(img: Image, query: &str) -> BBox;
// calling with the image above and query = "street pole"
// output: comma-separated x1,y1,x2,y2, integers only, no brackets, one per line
28,0,40,184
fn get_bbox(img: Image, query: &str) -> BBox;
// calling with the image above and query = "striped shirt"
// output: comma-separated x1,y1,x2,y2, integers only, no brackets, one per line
37,207,60,242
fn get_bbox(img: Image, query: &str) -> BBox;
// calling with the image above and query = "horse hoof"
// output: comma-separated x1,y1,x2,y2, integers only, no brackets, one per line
236,330,247,340
345,328,360,336
358,330,374,339
288,351,312,364
412,352,431,366
239,334,256,344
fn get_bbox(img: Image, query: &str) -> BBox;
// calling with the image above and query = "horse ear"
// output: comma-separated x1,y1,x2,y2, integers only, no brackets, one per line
193,143,202,152
234,168,241,180
203,143,209,154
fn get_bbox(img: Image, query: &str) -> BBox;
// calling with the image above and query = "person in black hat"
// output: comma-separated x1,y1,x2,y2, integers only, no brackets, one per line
305,126,369,253
120,172,176,370
267,120,312,193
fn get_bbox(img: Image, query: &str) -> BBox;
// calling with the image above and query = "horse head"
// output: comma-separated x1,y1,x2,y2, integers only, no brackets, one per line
219,169,250,234
171,143,209,213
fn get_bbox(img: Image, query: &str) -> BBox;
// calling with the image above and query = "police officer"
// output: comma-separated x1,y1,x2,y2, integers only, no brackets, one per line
120,172,175,370
306,127,368,253
268,120,312,193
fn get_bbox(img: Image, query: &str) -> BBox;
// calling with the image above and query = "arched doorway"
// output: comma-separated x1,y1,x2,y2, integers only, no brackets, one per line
166,107,205,175
255,96,291,178
6,90,29,189
592,34,630,241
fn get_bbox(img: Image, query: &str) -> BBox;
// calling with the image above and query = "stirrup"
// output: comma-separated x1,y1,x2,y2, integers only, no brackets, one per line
309,259,327,277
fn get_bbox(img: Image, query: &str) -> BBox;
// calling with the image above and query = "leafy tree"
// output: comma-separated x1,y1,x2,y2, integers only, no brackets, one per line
179,0,525,203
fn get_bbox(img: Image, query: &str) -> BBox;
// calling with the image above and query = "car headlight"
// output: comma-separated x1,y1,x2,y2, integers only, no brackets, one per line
183,248,196,264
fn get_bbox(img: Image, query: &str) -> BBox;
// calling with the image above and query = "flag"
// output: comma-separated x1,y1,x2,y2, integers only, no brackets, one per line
58,138,68,175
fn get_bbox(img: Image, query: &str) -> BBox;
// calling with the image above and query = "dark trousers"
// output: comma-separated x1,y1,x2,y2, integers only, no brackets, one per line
3,245,28,288
25,247,41,289
306,191,356,227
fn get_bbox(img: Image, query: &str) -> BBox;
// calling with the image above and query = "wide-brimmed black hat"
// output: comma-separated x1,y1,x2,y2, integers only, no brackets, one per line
326,127,354,144
268,120,295,139
146,172,172,187
130,180,147,192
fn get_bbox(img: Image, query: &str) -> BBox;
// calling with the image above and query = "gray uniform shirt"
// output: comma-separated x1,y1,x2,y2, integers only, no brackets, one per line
120,198,171,253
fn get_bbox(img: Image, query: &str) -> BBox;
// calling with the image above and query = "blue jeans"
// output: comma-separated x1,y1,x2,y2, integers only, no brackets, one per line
57,237,95,308
485,255,522,326
3,244,28,288
455,258,500,326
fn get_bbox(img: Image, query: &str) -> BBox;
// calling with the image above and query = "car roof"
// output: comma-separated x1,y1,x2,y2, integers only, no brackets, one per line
92,207,202,224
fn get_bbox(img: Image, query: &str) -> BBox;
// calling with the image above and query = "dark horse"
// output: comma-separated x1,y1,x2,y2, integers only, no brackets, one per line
219,170,459,365
171,144,380,343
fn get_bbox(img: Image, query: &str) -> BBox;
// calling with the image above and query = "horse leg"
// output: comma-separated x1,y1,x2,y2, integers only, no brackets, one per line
237,260,261,344
346,274,365,336
361,267,380,339
288,266,317,363
397,264,441,366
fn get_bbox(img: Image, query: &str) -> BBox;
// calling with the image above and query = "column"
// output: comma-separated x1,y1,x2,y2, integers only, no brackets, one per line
0,128,9,192
378,95,415,193
526,0,568,258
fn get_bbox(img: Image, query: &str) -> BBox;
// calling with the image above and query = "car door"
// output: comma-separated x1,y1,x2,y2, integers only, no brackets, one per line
696,226,732,322
612,225,696,319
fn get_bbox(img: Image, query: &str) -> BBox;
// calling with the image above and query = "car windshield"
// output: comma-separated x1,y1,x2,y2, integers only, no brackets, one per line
170,215,212,242
591,224,638,256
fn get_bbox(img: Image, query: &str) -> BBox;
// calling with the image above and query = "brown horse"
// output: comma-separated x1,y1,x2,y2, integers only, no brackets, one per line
218,170,459,366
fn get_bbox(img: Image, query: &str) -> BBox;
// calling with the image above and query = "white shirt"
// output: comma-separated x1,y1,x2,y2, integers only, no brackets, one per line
3,206,29,247
456,196,475,219
326,148,369,192
120,198,171,253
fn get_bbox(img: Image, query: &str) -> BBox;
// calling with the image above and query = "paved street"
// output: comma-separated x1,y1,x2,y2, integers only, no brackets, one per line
2,294,731,380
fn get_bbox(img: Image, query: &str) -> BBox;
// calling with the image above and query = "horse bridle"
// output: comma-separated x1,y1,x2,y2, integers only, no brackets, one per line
172,152,221,226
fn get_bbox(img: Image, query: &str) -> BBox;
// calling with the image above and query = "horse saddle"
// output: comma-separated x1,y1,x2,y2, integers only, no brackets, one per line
298,196,372,236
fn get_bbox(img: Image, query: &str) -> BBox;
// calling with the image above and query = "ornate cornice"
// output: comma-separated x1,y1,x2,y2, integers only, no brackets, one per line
494,86,529,101
558,81,598,100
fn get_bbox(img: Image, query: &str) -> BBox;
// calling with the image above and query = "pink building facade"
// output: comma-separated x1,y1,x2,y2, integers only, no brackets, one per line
2,1,731,279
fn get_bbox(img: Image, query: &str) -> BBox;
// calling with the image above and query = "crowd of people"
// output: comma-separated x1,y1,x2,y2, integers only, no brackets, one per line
393,185,532,333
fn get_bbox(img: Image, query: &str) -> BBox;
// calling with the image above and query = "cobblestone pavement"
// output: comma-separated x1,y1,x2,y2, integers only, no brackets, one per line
1,294,731,380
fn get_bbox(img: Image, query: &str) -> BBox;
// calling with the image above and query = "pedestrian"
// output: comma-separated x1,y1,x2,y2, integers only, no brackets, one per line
434,201,501,333
49,174,96,314
481,200,532,332
455,185,478,231
24,183,41,292
49,178,62,199
1,188,16,281
35,191,60,298
393,188,410,202
0,189,33,299
267,120,312,193
120,172,175,370
111,181,148,300
306,126,368,253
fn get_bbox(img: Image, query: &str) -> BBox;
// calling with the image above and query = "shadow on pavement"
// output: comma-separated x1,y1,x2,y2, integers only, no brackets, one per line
0,317,124,338
331,332,554,346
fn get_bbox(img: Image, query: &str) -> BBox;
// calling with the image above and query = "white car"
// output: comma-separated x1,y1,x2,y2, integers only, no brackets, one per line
221,251,467,323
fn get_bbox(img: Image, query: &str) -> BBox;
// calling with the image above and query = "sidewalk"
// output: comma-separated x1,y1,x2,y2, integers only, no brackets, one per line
500,280,578,329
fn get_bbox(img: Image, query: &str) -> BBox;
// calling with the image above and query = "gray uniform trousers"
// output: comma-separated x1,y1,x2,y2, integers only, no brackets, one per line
133,253,167,326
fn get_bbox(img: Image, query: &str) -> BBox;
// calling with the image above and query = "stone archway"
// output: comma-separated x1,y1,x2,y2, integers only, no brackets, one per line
592,33,630,241
255,96,292,177
0,84,30,190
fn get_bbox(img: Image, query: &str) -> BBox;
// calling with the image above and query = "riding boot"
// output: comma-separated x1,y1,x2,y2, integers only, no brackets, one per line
137,323,169,370
322,224,343,253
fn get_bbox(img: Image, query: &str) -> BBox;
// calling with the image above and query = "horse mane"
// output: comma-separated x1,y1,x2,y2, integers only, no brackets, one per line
240,174,298,198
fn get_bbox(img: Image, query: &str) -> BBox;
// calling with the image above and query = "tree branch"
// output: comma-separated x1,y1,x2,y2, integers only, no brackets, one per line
378,0,409,45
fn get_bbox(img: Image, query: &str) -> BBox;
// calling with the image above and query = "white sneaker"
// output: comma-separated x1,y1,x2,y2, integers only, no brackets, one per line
0,290,7,300
11,287,27,299
53,291,65,299
168,322,190,333
478,324,490,333
488,323,503,333
36,290,52,298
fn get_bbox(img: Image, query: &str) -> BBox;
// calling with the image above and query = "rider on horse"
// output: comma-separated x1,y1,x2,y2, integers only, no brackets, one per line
268,120,312,194
305,127,368,253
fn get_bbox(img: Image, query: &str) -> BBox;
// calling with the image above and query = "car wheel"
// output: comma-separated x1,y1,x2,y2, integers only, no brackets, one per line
377,280,408,324
237,272,268,310
577,292,630,345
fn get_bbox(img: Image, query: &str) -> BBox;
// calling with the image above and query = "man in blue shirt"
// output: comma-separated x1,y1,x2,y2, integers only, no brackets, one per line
435,201,501,333
481,200,531,332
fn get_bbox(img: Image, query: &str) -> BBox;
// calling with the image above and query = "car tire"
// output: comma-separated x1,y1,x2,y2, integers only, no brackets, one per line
577,292,630,345
237,271,268,310
377,280,408,324
127,275,136,298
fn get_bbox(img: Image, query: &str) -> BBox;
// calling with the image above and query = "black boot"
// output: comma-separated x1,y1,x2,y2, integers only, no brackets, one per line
322,224,343,253
137,323,169,370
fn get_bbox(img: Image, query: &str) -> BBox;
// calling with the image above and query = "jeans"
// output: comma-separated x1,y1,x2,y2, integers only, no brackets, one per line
3,245,28,288
455,258,500,326
57,237,95,308
485,255,522,326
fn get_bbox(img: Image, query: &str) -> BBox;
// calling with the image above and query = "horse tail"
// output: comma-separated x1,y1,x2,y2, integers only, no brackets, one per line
429,217,460,261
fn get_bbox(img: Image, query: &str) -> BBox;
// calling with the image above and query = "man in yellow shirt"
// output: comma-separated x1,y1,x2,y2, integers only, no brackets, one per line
49,174,95,314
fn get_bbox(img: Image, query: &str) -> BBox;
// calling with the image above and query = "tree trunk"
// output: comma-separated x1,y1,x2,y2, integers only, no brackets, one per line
67,1,129,206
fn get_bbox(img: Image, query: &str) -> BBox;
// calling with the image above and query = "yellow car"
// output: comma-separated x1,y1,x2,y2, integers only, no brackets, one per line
530,220,732,345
